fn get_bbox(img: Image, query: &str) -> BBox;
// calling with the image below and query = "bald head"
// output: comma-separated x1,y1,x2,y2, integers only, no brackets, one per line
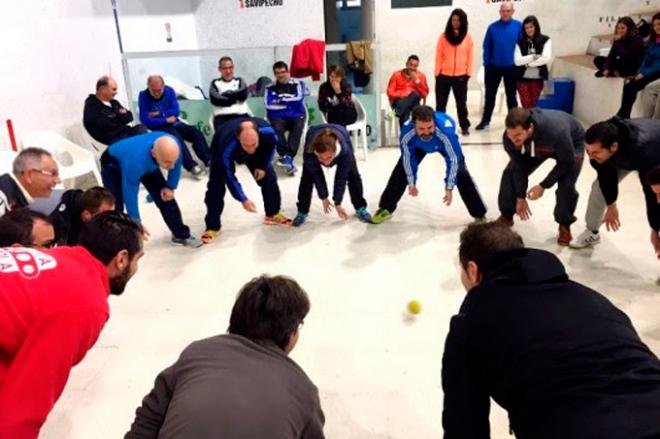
499,1,514,21
147,75,165,98
96,76,118,101
238,121,259,155
152,135,180,170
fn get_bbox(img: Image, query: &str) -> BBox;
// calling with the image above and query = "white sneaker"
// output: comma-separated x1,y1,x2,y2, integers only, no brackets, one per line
569,229,600,249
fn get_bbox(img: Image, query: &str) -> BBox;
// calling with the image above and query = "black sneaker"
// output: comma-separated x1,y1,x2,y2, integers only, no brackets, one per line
475,121,489,130
461,128,470,136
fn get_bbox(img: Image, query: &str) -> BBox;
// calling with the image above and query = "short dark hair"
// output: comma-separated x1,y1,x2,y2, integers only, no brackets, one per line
96,75,111,91
79,212,143,265
273,61,288,72
411,105,435,123
309,128,338,154
407,54,420,63
79,187,116,215
647,165,660,185
585,121,620,149
459,222,524,272
235,119,258,137
229,275,310,350
0,208,51,247
505,107,533,130
218,56,233,66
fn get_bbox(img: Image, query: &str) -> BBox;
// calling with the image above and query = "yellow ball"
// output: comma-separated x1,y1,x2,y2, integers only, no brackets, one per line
407,300,422,315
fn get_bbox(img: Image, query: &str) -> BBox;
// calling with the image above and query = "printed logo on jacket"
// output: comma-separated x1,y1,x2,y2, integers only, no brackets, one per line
0,248,57,280
240,0,284,8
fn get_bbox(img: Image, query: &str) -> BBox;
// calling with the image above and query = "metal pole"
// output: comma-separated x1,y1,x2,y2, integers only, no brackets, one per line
111,0,124,54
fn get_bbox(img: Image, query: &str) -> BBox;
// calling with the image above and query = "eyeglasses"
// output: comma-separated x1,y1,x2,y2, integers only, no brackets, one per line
31,168,60,178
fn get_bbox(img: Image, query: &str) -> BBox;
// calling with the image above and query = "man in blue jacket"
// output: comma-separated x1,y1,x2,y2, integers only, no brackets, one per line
100,132,202,247
292,124,372,226
138,75,210,178
475,1,522,130
265,61,306,176
202,118,292,243
372,105,487,224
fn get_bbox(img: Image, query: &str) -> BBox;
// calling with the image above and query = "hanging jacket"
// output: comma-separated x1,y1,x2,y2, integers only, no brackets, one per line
346,40,373,74
290,39,326,81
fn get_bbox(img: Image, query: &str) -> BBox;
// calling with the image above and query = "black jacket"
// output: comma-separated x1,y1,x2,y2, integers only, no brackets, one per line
83,94,136,145
443,248,660,438
590,117,660,230
49,189,84,246
0,173,28,216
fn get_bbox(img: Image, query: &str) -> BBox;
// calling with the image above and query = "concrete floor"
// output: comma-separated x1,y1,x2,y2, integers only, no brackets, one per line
41,113,660,438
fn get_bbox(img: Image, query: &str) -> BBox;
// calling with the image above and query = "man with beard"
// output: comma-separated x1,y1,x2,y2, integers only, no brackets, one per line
0,212,145,438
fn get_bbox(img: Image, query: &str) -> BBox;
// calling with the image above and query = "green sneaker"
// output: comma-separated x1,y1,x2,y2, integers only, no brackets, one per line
371,208,392,224
472,216,488,225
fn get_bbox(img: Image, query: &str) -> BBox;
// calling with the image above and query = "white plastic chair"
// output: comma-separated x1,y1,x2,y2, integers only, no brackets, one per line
477,65,506,114
345,95,368,161
0,150,18,175
20,131,102,189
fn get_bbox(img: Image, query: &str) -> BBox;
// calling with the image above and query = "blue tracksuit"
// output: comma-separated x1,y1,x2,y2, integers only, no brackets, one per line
483,19,522,67
264,80,305,119
138,86,181,129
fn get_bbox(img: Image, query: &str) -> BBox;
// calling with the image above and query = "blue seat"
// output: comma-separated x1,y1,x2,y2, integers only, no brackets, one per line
538,78,575,114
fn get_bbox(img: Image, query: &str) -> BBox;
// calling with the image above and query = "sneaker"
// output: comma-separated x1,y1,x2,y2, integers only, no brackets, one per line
475,121,490,131
496,215,514,227
461,128,470,136
145,194,154,203
371,208,392,224
472,216,488,225
384,109,397,121
276,156,289,167
190,165,204,179
558,225,572,246
171,235,203,248
201,229,221,244
286,162,298,176
292,212,308,227
569,229,600,249
264,211,293,226
356,207,372,223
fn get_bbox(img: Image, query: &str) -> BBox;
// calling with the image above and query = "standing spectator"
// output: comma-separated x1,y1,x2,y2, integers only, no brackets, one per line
318,65,358,127
594,17,645,78
387,55,430,128
209,57,250,130
435,9,473,135
476,1,522,130
515,15,552,109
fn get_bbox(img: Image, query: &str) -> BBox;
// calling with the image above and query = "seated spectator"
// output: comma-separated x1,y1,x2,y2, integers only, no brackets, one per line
0,212,145,438
125,275,325,438
617,13,660,118
83,76,147,146
49,186,115,246
265,61,306,176
0,208,55,247
387,55,430,128
443,222,660,438
0,148,61,217
594,16,645,78
318,65,358,127
139,75,210,178
514,15,552,109
209,57,250,130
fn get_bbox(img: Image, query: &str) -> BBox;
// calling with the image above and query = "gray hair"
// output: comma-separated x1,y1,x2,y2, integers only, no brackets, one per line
147,75,165,86
13,147,52,176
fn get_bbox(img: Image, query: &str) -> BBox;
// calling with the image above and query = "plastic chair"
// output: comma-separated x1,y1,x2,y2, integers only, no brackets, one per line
0,150,18,175
82,125,108,156
477,65,506,114
345,95,368,161
20,131,102,189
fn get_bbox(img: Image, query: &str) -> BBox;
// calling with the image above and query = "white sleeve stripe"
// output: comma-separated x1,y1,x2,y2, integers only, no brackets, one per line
401,130,417,185
436,128,459,188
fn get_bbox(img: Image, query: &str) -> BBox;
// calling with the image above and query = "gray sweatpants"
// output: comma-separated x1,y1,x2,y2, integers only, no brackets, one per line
584,169,632,231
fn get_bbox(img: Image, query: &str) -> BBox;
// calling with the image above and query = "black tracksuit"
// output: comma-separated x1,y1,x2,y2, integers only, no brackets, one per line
49,189,84,246
499,108,585,226
0,174,28,217
83,95,147,145
443,248,660,439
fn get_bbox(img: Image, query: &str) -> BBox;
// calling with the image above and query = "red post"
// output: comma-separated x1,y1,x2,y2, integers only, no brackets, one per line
6,119,17,151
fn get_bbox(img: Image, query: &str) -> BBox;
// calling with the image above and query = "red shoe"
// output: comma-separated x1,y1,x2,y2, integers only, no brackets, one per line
558,225,572,246
496,215,514,228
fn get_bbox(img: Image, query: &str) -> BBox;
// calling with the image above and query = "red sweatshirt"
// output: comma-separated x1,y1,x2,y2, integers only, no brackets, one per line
0,246,110,438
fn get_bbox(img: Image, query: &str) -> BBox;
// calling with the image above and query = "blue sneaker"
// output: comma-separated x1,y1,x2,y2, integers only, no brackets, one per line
292,212,307,227
279,155,297,176
356,207,372,223
145,194,154,203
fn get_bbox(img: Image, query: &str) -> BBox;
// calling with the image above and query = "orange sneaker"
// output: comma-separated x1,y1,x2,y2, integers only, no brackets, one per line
558,225,572,246
264,212,293,226
201,229,221,244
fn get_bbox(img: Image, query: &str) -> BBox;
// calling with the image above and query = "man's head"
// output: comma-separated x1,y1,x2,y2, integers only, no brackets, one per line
585,121,620,164
237,121,259,155
79,212,144,296
458,222,524,291
79,187,116,223
13,148,61,198
273,61,290,84
151,135,180,170
499,1,515,21
96,75,118,101
406,55,420,72
147,75,166,99
309,129,338,166
505,108,535,148
218,56,235,81
647,165,660,204
0,208,55,248
228,275,310,353
411,105,436,140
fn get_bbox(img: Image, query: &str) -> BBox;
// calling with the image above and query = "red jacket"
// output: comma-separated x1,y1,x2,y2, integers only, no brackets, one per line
387,69,430,104
0,246,110,438
290,39,326,81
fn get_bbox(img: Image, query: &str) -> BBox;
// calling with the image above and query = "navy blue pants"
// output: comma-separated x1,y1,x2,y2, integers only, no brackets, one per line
296,161,367,214
156,123,211,170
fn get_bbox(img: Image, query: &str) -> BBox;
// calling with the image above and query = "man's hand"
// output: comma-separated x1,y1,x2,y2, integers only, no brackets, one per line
335,205,348,220
322,198,333,214
330,79,342,94
160,188,174,202
651,230,660,259
165,116,177,124
443,189,453,206
141,224,151,241
242,199,257,213
635,73,644,81
526,185,545,201
148,111,161,117
603,204,621,231
516,198,532,221
253,169,266,181
118,107,127,114
408,70,418,83
408,185,419,197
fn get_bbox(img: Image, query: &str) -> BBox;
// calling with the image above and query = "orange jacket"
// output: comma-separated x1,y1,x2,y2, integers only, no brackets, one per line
434,32,474,77
387,69,429,103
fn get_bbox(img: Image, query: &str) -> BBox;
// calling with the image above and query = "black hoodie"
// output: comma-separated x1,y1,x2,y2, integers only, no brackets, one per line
442,248,660,439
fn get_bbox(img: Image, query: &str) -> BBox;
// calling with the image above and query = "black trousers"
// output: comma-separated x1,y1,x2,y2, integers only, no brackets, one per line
435,74,470,131
498,156,583,226
296,163,367,214
213,113,249,131
617,71,660,118
327,107,358,126
481,65,519,124
100,152,191,239
270,116,306,158
378,149,487,218
392,92,421,128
